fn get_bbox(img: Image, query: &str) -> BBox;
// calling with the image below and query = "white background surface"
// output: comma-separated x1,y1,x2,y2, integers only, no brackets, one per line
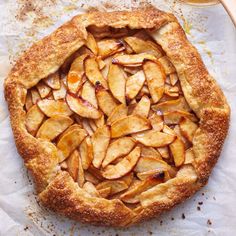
0,0,235,235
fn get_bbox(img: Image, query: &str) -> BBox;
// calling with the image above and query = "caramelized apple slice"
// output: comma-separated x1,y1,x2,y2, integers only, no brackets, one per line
84,171,100,185
25,91,33,111
37,99,73,117
112,53,157,67
149,113,164,131
36,115,73,140
94,114,105,128
57,126,87,161
98,187,111,198
164,110,198,125
79,136,93,170
158,56,176,75
124,37,162,58
85,57,108,89
66,93,101,119
83,182,100,197
157,146,170,159
137,170,166,180
111,115,151,138
36,81,51,99
102,137,136,168
179,117,198,142
25,105,45,136
169,73,179,86
141,147,162,160
152,97,191,113
107,104,128,125
169,137,185,167
96,180,128,195
85,32,98,55
52,80,67,100
95,85,118,116
132,95,151,118
184,148,195,164
97,39,124,58
126,70,146,100
82,119,94,136
173,125,191,149
97,57,106,70
133,130,175,147
92,125,110,168
67,54,88,94
143,60,165,103
120,172,164,203
81,81,98,108
66,149,79,181
162,125,176,136
102,146,141,180
31,88,41,104
88,119,97,132
107,64,126,104
44,71,61,90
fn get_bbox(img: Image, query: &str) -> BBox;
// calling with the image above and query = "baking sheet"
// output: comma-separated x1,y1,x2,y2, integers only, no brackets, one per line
0,0,235,235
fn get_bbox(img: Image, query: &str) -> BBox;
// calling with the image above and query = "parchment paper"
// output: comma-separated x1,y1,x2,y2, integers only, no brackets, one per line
0,0,235,235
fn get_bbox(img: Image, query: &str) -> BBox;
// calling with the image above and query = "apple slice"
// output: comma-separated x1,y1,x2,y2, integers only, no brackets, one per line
157,146,170,159
179,117,198,142
124,66,141,75
98,187,111,198
88,119,97,132
37,99,73,117
36,115,73,140
124,37,162,58
66,93,101,119
174,125,191,149
91,125,110,168
52,80,67,100
95,85,118,116
169,73,179,86
97,57,106,70
112,53,158,67
66,149,80,181
102,137,136,168
162,125,176,136
25,105,45,136
57,126,87,161
137,170,166,180
87,165,104,181
120,172,164,203
94,114,105,128
134,157,170,173
96,180,128,195
111,115,151,138
97,39,124,58
169,137,185,167
141,147,162,160
102,146,141,180
85,32,98,55
44,71,61,90
36,81,51,99
85,57,108,89
31,88,41,104
107,64,126,104
143,60,165,103
82,119,94,136
132,95,151,118
133,130,175,147
83,182,100,197
184,148,195,164
84,171,100,185
107,104,128,125
126,70,146,100
67,54,88,94
158,56,176,75
25,91,33,111
136,85,150,99
81,81,98,108
152,97,191,113
149,113,164,131
164,110,198,125
79,136,93,170
164,84,179,97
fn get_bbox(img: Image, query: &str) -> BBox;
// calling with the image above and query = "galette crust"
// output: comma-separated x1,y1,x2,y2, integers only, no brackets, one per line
4,7,230,226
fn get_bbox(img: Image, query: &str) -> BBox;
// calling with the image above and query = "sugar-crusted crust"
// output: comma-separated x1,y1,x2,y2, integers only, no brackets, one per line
4,7,230,227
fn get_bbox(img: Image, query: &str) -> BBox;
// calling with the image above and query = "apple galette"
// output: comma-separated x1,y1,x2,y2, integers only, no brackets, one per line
4,7,230,226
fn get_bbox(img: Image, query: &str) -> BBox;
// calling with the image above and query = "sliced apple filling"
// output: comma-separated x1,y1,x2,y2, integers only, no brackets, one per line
23,28,199,207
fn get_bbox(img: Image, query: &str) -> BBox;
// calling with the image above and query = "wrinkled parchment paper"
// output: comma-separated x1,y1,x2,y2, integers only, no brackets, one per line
0,0,235,235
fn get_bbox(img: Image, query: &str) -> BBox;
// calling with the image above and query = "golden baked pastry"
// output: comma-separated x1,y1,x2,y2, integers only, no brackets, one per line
4,7,230,227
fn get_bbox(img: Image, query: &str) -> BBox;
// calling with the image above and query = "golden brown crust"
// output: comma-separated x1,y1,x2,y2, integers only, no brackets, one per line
4,7,230,226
